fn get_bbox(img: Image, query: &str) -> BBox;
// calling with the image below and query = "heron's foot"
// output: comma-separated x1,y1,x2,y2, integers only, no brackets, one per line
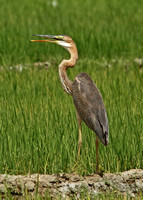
71,152,81,172
71,160,80,172
94,170,104,177
94,166,104,177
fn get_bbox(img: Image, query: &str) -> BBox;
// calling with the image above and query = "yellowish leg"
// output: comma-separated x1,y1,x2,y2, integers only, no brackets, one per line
96,135,99,171
71,111,82,171
76,111,82,160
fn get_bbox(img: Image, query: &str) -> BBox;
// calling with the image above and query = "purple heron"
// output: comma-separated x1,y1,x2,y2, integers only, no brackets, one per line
31,35,109,171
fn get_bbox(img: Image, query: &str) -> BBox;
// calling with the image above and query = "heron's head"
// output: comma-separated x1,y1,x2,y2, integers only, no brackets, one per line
31,35,77,56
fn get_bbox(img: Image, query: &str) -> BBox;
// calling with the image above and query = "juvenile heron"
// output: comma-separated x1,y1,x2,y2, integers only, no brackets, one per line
31,35,109,171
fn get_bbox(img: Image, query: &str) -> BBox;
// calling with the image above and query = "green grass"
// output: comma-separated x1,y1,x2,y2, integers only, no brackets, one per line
0,60,143,175
0,0,143,176
0,0,143,65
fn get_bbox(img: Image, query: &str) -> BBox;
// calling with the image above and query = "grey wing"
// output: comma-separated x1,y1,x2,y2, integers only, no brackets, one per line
72,73,109,146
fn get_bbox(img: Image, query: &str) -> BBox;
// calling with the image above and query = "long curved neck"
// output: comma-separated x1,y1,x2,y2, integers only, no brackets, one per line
59,46,78,95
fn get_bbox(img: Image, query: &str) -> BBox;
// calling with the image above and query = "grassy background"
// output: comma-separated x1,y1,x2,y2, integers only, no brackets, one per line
0,0,143,175
1,0,143,65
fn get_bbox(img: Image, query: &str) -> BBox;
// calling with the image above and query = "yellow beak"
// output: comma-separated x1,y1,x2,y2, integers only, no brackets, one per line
31,39,58,43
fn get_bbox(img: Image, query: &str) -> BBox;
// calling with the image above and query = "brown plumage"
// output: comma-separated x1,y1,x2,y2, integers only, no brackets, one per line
31,35,109,171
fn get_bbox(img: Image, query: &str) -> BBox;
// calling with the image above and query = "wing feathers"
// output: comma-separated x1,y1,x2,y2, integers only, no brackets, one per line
72,73,109,145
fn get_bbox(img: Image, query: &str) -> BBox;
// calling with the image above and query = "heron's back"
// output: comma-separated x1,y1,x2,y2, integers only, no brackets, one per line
72,72,109,145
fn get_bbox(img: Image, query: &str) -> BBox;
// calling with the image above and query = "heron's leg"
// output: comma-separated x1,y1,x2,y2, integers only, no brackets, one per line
76,111,82,159
96,135,99,171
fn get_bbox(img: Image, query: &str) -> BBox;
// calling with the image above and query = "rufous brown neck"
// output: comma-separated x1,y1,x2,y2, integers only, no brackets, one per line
59,44,78,95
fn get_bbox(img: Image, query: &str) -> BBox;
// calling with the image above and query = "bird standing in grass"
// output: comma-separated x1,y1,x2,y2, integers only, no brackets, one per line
31,35,109,171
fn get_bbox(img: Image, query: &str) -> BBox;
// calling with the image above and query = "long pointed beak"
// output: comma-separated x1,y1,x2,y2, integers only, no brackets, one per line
31,34,71,49
31,35,63,43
